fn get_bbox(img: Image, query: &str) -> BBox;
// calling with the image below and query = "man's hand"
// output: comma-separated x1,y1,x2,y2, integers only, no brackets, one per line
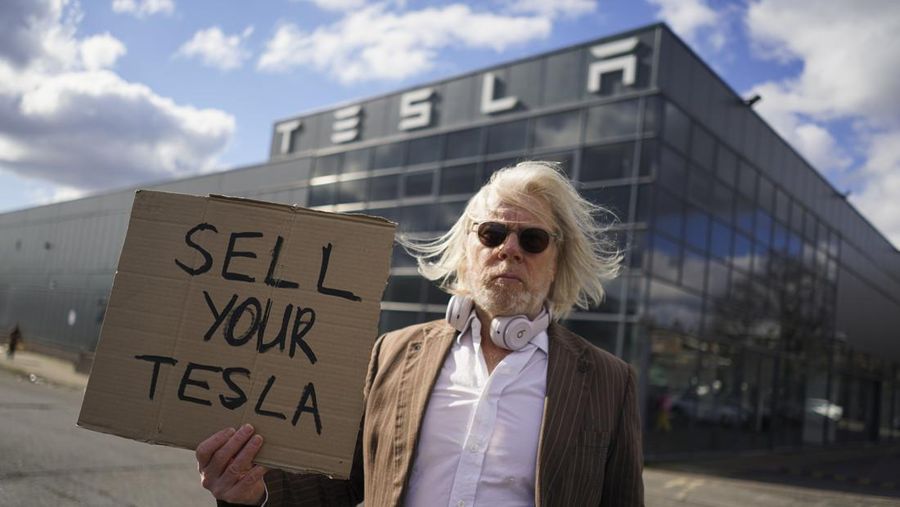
197,424,268,505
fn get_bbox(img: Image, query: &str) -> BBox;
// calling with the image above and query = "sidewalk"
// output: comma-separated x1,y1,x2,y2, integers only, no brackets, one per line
0,345,88,389
2,346,899,505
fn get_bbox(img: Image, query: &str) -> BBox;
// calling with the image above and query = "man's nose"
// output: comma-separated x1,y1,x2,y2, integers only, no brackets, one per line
497,231,524,260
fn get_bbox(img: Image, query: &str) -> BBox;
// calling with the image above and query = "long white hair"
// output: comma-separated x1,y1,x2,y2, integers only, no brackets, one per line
399,161,622,319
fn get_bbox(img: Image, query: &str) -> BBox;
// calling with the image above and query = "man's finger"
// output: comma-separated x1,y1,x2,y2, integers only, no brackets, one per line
196,427,236,470
222,434,264,484
222,465,268,505
205,424,256,479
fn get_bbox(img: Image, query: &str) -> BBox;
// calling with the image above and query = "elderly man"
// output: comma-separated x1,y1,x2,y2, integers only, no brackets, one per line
197,161,644,506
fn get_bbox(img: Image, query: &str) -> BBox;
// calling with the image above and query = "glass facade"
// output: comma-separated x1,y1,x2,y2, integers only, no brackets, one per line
2,24,899,458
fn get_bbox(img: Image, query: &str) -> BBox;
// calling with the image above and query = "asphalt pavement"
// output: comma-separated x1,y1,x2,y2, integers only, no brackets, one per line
1,346,899,506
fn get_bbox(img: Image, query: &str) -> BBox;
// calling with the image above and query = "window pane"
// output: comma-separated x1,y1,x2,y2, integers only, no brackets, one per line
391,242,416,267
378,310,421,335
710,181,733,224
532,110,581,149
373,142,405,169
658,146,687,196
407,135,442,166
757,176,774,212
772,221,788,253
337,178,366,203
734,197,754,234
482,157,518,183
440,163,478,195
399,204,434,232
486,120,527,154
643,96,661,134
308,183,335,206
404,172,433,197
685,207,710,252
445,128,482,160
737,161,757,199
732,233,752,272
536,151,575,176
639,140,658,176
586,99,639,143
716,145,737,186
584,186,630,221
434,201,467,230
654,189,683,238
369,174,399,201
635,184,652,223
648,279,701,334
663,101,690,154
581,142,634,181
687,165,713,207
707,259,729,299
384,276,422,303
775,188,790,223
314,153,341,177
709,220,732,261
690,126,715,170
754,210,772,245
682,247,706,293
343,148,370,173
426,282,451,305
651,233,681,282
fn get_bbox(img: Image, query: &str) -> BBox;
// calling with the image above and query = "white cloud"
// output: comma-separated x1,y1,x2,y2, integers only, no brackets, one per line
746,0,900,123
744,0,900,247
506,0,596,18
79,33,126,70
29,182,87,206
176,26,253,71
647,0,726,50
305,0,368,12
257,3,552,83
0,0,235,194
748,80,852,174
111,0,174,18
851,129,900,248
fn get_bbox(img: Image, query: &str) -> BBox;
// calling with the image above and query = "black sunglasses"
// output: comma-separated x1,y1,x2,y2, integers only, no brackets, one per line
473,221,559,254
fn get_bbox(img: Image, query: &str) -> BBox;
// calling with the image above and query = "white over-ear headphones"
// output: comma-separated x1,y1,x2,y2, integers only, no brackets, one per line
445,295,551,351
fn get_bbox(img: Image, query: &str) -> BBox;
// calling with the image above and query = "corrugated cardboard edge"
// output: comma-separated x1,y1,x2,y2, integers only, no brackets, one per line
205,192,397,229
77,420,347,477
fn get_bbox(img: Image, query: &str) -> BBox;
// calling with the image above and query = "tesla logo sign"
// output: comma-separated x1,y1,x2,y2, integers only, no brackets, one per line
274,36,643,155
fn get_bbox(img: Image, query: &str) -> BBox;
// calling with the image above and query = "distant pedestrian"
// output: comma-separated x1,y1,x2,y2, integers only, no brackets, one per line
7,324,21,359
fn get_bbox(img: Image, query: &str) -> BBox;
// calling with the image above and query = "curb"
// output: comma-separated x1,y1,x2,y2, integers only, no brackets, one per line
775,465,900,492
0,350,89,390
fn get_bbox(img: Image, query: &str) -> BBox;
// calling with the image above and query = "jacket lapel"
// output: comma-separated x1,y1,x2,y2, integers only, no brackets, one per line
394,321,456,498
536,323,588,506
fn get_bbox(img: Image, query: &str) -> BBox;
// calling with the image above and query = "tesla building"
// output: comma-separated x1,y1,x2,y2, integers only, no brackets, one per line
2,23,899,457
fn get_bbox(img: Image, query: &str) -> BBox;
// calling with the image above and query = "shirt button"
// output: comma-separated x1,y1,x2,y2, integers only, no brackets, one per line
468,443,480,452
457,501,465,507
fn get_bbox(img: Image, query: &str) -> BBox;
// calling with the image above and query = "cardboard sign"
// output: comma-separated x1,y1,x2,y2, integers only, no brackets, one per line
78,190,395,478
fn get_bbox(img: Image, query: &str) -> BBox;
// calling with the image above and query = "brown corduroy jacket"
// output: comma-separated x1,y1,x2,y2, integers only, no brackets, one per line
229,319,643,507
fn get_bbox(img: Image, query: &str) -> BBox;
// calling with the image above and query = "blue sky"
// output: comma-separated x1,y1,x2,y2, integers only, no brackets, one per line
1,0,899,246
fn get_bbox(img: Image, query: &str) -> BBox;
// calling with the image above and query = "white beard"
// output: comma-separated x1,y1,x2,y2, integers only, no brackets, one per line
470,278,545,317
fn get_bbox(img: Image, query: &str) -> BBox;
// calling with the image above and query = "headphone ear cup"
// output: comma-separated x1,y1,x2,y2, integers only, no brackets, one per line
490,316,532,351
489,306,551,351
446,295,474,331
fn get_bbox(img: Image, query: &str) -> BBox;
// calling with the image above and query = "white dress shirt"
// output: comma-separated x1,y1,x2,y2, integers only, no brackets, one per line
405,317,549,507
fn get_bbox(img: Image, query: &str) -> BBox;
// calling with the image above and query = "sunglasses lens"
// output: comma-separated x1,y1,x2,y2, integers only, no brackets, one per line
477,222,508,247
520,228,550,254
476,222,551,254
